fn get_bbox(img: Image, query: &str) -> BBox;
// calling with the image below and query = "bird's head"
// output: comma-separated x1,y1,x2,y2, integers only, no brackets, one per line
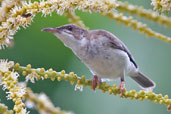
42,24,88,41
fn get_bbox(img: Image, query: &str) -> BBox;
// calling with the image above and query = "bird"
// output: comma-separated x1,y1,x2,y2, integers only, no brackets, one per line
42,24,155,95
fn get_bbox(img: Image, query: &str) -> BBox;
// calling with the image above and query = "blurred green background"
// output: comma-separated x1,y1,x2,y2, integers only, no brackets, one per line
0,0,171,114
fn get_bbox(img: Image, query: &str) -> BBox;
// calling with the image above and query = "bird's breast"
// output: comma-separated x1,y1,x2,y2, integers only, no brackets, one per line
75,45,130,79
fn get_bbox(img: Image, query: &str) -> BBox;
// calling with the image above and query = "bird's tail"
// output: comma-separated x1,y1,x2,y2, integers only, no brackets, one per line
130,72,155,89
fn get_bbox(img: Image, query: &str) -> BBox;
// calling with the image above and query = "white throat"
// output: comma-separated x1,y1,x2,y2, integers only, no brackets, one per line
54,33,82,51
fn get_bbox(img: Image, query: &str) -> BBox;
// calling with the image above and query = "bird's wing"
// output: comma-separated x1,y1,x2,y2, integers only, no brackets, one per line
90,30,138,68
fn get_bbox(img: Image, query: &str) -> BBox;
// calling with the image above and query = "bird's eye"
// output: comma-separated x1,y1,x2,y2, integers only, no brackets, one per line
67,26,72,31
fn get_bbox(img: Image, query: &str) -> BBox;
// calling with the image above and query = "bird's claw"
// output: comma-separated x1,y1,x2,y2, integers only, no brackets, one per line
92,75,101,91
167,105,171,111
117,81,125,97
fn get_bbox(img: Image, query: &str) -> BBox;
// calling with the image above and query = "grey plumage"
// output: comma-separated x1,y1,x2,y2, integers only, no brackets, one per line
42,24,156,90
130,72,155,89
90,30,138,68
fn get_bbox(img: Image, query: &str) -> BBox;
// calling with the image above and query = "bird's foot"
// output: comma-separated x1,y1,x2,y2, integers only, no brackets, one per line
92,75,101,91
167,105,171,111
117,81,125,97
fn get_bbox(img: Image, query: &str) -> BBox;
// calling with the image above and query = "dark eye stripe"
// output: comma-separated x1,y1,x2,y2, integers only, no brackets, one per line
67,26,72,31
65,30,72,34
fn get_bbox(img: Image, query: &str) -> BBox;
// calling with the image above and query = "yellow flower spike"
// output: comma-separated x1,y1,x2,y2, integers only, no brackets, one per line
159,100,163,104
139,97,144,101
134,93,139,99
65,10,89,29
57,77,62,81
124,91,129,96
15,108,21,113
0,103,13,114
25,88,71,114
69,72,74,76
85,80,89,85
123,88,126,92
81,75,86,80
102,89,106,93
3,72,8,77
70,80,75,85
150,98,154,102
10,84,15,88
154,100,158,104
15,100,22,105
108,89,113,94
164,95,169,99
13,81,17,85
151,0,171,12
102,82,107,85
151,93,156,98
20,103,25,107
73,75,78,79
9,93,15,99
117,1,171,27
148,90,153,94
7,76,13,80
50,77,55,81
0,0,23,22
144,96,149,100
165,99,169,104
1,69,28,113
130,90,136,95
48,68,53,72
113,90,117,96
31,69,36,73
139,90,145,95
112,84,117,89
12,98,17,103
77,80,81,85
130,97,134,100
15,63,20,69
64,75,69,81
158,94,162,98
96,85,100,89
124,95,128,98
108,12,171,43
22,71,27,76
52,71,57,76
37,75,41,80
44,74,49,79
4,62,171,111
40,68,45,73
61,70,65,75
89,85,93,90
26,64,31,69
0,0,170,50
105,84,110,88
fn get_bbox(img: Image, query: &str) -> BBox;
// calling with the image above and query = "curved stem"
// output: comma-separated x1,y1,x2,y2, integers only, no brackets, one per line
10,63,171,111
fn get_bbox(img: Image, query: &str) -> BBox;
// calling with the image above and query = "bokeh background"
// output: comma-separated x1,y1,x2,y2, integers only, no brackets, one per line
0,0,171,114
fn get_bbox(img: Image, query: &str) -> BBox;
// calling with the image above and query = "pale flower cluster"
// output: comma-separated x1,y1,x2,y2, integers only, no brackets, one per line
0,0,119,49
0,60,29,114
0,59,14,72
36,93,74,114
0,103,13,114
74,84,84,92
0,0,24,22
25,88,74,114
25,71,39,83
151,0,171,11
0,59,73,113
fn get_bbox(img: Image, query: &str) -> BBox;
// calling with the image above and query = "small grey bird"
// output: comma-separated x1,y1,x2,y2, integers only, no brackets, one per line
42,24,155,94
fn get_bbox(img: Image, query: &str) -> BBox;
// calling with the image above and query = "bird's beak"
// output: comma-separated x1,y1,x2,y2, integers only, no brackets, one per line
41,27,59,33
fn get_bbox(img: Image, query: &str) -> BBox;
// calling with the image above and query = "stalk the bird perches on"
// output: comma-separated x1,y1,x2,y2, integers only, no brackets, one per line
42,24,155,96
